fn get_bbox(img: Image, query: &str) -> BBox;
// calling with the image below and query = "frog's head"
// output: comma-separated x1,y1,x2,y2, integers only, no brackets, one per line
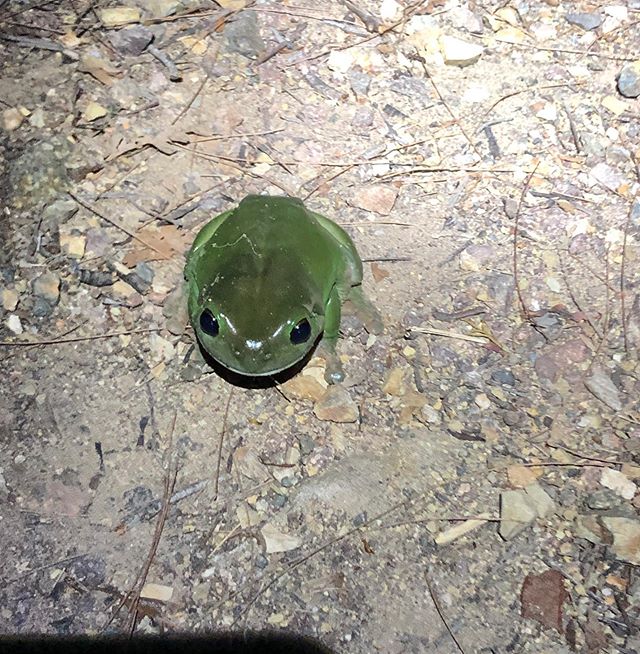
191,275,325,377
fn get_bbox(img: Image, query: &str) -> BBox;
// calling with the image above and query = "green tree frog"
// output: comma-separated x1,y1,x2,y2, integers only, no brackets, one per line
184,195,382,383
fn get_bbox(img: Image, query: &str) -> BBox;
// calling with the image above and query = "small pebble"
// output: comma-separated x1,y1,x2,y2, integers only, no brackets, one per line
617,60,640,98
565,12,602,30
314,386,359,423
491,369,516,386
32,272,60,305
109,25,154,56
6,314,23,335
439,35,484,67
2,107,24,131
1,288,19,311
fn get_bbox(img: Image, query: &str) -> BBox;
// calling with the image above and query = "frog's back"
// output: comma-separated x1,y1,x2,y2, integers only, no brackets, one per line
201,195,341,279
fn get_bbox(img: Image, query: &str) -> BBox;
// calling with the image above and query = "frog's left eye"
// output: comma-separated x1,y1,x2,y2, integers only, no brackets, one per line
200,309,219,336
290,318,311,344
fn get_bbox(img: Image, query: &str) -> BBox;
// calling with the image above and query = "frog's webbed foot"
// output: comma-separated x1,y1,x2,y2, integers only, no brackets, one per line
317,338,344,384
347,285,384,335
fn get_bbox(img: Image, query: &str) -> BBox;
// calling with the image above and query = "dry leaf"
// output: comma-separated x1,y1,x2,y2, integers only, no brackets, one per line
78,54,121,85
122,225,190,266
370,262,389,282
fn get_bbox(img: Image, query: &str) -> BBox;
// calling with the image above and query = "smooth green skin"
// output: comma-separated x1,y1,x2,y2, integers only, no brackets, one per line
184,195,381,382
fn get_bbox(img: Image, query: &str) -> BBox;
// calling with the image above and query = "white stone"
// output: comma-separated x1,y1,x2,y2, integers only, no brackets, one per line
6,314,23,335
440,36,483,67
601,468,637,500
380,0,402,21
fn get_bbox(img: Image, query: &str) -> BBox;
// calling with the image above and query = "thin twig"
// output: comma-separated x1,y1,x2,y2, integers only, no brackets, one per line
104,412,178,635
2,554,86,586
214,492,425,618
620,200,636,353
0,32,79,60
0,328,158,348
418,59,483,162
68,193,168,257
171,73,209,125
485,83,583,115
512,161,540,323
425,570,466,653
214,388,234,500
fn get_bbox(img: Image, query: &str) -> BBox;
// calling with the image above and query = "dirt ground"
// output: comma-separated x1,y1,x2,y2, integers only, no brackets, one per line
1,1,640,652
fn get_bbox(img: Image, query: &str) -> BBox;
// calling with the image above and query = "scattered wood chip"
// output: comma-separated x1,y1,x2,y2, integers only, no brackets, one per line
140,582,173,602
435,513,491,545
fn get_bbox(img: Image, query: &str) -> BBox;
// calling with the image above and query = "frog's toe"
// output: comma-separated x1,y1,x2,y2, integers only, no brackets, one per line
324,364,345,385
317,341,344,384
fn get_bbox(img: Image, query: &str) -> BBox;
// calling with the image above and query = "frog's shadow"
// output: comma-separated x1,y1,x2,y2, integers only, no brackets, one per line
192,335,322,389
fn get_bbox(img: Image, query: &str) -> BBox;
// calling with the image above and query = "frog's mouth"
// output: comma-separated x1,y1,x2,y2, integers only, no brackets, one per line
197,334,322,385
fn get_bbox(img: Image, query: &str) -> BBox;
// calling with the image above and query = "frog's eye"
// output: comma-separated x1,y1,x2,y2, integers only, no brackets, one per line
200,309,219,336
290,318,311,344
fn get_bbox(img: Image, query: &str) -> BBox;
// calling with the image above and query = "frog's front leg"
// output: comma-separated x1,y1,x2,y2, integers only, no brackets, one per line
318,285,344,384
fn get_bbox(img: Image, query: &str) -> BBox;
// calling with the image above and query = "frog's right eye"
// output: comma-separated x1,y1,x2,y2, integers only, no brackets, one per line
200,310,219,336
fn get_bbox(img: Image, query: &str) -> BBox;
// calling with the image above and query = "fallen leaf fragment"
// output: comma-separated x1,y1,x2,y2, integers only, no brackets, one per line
123,224,190,266
350,185,398,215
78,54,121,85
261,523,301,553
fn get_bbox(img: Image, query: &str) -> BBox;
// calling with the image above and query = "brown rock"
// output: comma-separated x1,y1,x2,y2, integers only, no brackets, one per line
314,385,359,423
281,375,326,403
521,569,567,632
534,338,590,383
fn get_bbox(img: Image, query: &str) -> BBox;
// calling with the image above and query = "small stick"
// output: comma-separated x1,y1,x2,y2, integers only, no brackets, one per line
425,570,466,653
214,388,234,500
417,58,483,162
0,32,79,60
512,161,540,322
341,0,380,33
409,326,489,345
104,412,178,634
148,44,182,81
0,328,158,348
620,200,636,353
2,554,86,586
68,193,168,257
485,82,582,115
